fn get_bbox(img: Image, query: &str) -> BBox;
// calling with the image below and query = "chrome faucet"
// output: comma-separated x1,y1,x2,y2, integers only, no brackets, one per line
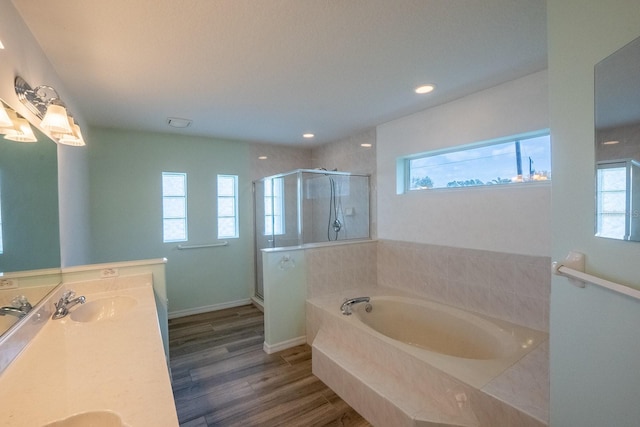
0,295,33,318
340,296,370,315
0,306,27,318
52,290,86,320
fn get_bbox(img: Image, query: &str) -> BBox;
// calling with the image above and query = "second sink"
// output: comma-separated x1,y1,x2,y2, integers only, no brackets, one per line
42,410,128,427
69,296,137,323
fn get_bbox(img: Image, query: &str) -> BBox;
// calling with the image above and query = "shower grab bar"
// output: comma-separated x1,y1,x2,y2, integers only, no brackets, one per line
177,241,229,250
552,253,640,301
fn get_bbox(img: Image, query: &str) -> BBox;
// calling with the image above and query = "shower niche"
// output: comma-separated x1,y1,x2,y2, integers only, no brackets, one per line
253,169,370,299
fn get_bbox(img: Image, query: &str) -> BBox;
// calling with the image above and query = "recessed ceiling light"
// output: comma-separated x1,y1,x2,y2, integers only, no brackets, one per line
303,133,315,139
415,84,435,94
0,40,5,50
602,140,620,145
258,156,268,160
166,117,192,128
361,143,372,148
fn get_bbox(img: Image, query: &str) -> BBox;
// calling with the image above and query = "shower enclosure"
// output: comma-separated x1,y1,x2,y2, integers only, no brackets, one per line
253,169,370,299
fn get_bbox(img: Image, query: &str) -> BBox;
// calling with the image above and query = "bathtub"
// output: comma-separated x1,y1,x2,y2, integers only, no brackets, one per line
308,290,549,426
350,295,544,388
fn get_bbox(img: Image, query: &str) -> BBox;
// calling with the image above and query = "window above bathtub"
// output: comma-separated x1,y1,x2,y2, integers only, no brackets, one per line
397,130,551,194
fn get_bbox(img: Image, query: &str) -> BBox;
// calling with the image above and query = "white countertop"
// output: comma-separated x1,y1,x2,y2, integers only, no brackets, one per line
0,274,178,427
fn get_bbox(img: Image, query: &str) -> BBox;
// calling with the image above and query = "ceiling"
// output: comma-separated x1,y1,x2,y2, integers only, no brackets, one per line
12,0,547,146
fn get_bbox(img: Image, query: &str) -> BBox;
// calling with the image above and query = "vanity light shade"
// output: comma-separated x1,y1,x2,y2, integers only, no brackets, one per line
0,105,13,128
57,117,86,146
4,117,37,143
41,104,72,134
1,107,18,135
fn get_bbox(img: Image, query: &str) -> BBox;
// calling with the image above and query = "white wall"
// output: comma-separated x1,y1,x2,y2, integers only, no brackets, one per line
262,249,307,352
548,1,640,426
376,71,550,256
0,2,91,267
312,129,378,239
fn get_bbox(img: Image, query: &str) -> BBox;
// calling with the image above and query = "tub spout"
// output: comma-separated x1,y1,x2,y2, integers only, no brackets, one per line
340,296,370,315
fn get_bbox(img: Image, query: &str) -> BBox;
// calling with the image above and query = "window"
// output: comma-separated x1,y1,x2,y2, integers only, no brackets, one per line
264,177,285,235
596,164,626,239
402,132,551,193
217,174,239,238
595,160,640,240
162,172,187,242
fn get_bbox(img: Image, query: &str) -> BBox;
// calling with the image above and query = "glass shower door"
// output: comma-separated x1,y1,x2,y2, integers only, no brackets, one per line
253,175,293,299
253,180,271,300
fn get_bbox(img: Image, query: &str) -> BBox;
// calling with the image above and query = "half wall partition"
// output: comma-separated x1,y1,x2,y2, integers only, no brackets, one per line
253,169,370,299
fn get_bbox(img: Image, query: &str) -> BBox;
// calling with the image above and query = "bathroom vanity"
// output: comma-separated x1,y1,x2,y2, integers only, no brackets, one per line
0,273,178,426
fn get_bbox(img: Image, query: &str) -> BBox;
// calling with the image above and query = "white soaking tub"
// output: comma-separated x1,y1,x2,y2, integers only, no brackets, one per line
307,290,549,427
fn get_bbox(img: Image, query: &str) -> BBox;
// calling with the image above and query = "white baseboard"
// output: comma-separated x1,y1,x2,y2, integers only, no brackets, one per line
250,296,264,312
263,336,307,354
168,298,252,319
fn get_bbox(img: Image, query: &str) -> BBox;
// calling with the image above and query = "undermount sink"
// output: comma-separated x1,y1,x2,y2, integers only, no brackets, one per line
69,296,137,323
42,411,129,427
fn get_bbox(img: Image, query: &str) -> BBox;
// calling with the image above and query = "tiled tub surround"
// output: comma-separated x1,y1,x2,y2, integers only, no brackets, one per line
377,240,551,332
307,289,550,426
0,273,178,426
305,240,377,298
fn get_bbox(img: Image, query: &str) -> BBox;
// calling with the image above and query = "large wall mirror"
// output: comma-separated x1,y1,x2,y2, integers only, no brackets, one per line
0,99,61,336
595,35,640,241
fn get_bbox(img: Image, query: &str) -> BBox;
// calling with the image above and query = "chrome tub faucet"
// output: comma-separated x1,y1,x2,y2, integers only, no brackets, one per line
52,290,86,320
340,296,370,315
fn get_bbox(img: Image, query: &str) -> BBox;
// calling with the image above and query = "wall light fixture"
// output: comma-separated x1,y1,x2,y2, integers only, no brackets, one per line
0,102,37,143
0,104,12,128
14,76,85,146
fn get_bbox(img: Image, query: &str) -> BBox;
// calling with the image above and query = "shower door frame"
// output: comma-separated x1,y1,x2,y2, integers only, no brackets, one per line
253,169,371,300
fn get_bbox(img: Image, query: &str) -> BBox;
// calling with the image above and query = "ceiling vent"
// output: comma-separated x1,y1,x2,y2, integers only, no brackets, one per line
166,117,192,128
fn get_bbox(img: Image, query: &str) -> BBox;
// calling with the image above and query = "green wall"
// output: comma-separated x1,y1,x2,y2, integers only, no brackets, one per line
0,131,60,272
88,127,254,314
548,1,640,425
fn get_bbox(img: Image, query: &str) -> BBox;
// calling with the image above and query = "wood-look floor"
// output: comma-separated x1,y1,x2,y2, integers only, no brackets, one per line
169,304,371,427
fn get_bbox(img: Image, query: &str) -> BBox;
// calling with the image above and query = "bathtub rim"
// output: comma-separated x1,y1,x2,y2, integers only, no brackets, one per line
307,287,548,389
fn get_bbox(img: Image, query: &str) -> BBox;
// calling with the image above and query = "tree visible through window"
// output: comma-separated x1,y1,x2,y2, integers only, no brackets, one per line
405,132,551,191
